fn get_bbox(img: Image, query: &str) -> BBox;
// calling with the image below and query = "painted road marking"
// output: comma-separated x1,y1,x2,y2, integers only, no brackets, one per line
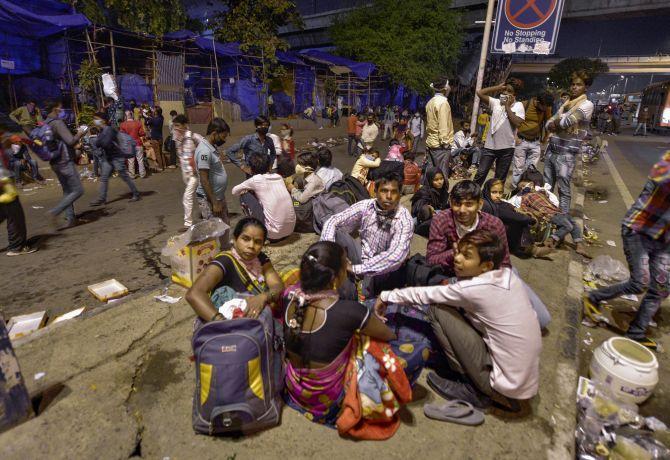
601,151,635,209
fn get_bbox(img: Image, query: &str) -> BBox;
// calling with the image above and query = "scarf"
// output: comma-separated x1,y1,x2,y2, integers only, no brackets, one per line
455,214,480,239
230,247,263,282
374,201,397,232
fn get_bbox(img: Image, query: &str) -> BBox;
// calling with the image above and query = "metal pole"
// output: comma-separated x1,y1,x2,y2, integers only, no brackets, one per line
470,0,496,131
109,30,116,76
211,34,223,118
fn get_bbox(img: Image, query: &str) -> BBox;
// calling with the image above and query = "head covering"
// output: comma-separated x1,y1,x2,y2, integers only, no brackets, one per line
482,178,501,217
425,167,449,208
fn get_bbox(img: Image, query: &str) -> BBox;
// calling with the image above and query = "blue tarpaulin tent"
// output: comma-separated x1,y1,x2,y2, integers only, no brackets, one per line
299,50,375,80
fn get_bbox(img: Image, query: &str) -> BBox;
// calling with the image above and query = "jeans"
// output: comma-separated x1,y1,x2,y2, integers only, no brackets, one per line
550,213,582,243
473,147,515,186
50,160,84,224
634,123,647,136
92,155,101,176
512,140,541,187
0,198,27,251
182,169,199,227
98,156,139,202
589,227,670,339
127,146,146,178
347,134,357,156
543,150,575,214
383,124,393,140
412,135,422,153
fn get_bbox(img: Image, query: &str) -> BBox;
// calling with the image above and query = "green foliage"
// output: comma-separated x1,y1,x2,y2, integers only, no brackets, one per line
68,0,187,36
76,104,96,126
548,58,609,90
77,59,102,92
329,0,463,94
211,0,303,79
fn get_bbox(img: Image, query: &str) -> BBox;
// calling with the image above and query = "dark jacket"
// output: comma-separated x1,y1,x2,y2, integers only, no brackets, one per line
410,167,449,222
93,125,120,158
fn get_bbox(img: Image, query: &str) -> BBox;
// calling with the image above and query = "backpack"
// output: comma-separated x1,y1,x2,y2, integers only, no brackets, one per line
192,307,284,435
312,192,349,234
115,131,136,158
328,174,370,206
293,199,315,233
29,119,62,162
403,161,421,187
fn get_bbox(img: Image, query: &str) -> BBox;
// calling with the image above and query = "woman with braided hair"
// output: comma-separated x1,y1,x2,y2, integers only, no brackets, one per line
283,241,395,425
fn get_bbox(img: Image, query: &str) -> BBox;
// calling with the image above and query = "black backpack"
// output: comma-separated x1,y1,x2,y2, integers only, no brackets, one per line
328,174,370,206
405,254,448,287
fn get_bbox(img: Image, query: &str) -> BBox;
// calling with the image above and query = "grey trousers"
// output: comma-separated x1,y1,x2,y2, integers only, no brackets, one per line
428,305,493,396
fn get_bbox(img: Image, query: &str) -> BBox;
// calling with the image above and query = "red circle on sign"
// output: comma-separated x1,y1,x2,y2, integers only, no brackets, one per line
505,0,557,30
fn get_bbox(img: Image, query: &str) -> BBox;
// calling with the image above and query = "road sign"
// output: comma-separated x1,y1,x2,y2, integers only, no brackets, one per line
491,0,566,55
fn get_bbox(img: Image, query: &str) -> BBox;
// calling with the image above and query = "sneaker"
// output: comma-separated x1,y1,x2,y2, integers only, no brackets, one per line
7,246,38,256
89,200,106,207
629,336,658,351
128,195,141,203
426,372,491,410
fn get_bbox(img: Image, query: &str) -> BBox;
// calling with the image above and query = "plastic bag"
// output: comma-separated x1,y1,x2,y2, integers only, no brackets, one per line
101,73,119,100
586,255,630,283
161,218,229,258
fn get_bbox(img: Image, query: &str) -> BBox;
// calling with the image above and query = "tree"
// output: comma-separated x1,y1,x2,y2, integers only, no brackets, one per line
68,0,187,36
329,0,463,94
548,58,609,90
211,0,303,78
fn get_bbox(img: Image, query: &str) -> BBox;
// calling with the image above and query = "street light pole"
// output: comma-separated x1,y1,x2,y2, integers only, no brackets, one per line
470,0,496,131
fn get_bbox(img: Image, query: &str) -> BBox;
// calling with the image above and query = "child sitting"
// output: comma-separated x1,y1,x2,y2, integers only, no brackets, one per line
288,151,325,204
510,179,591,258
376,229,542,414
402,151,421,194
280,123,295,160
386,139,404,162
351,149,381,185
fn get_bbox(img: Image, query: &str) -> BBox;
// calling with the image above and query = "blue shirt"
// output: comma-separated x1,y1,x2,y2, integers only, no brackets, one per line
196,137,228,200
226,133,276,169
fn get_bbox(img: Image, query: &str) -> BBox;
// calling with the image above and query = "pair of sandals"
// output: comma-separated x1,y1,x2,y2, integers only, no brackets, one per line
423,400,485,426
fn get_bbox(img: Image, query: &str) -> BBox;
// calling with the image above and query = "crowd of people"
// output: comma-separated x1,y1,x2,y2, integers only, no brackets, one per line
1,66,667,437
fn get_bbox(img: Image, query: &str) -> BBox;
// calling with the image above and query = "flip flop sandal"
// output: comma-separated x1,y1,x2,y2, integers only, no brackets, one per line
583,295,607,324
423,400,485,426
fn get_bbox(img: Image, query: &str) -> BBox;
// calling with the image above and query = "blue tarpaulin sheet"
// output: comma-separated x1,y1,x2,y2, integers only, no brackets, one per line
194,37,242,58
118,74,153,107
13,77,61,105
0,0,89,38
299,50,375,80
294,66,315,113
272,91,293,117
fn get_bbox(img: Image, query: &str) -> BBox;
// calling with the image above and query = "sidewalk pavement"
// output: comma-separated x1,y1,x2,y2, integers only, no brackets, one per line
1,223,581,459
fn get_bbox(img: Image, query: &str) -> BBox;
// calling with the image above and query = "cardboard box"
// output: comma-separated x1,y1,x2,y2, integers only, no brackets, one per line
7,311,47,341
52,307,86,324
170,237,220,288
88,279,129,302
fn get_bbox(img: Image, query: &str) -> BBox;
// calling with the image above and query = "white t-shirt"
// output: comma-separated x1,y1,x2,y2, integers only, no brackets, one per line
485,97,525,150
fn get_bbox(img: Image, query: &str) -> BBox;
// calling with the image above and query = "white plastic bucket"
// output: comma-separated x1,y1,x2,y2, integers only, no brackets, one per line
589,337,659,405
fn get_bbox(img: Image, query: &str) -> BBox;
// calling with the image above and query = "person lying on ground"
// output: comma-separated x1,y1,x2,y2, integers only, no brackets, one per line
482,178,551,258
411,167,449,238
231,152,296,241
426,180,551,328
315,148,343,191
185,217,284,322
288,151,325,204
283,241,396,426
226,115,276,176
351,149,381,185
375,229,541,412
321,170,413,299
509,179,591,258
583,150,670,351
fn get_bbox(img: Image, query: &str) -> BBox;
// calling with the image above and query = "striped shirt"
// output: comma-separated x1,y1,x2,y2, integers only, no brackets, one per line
321,199,414,276
175,130,198,174
622,151,670,243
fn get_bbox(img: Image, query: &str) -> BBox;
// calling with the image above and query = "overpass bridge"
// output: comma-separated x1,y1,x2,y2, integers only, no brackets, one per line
510,56,670,75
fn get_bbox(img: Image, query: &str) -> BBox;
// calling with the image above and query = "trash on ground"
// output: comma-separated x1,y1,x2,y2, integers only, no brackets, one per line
162,218,228,288
621,293,639,302
52,307,86,324
34,372,45,380
88,279,129,302
584,214,591,220
7,311,47,341
154,294,182,304
585,255,630,283
590,337,658,405
606,240,617,247
598,200,608,204
646,417,668,432
31,205,44,209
